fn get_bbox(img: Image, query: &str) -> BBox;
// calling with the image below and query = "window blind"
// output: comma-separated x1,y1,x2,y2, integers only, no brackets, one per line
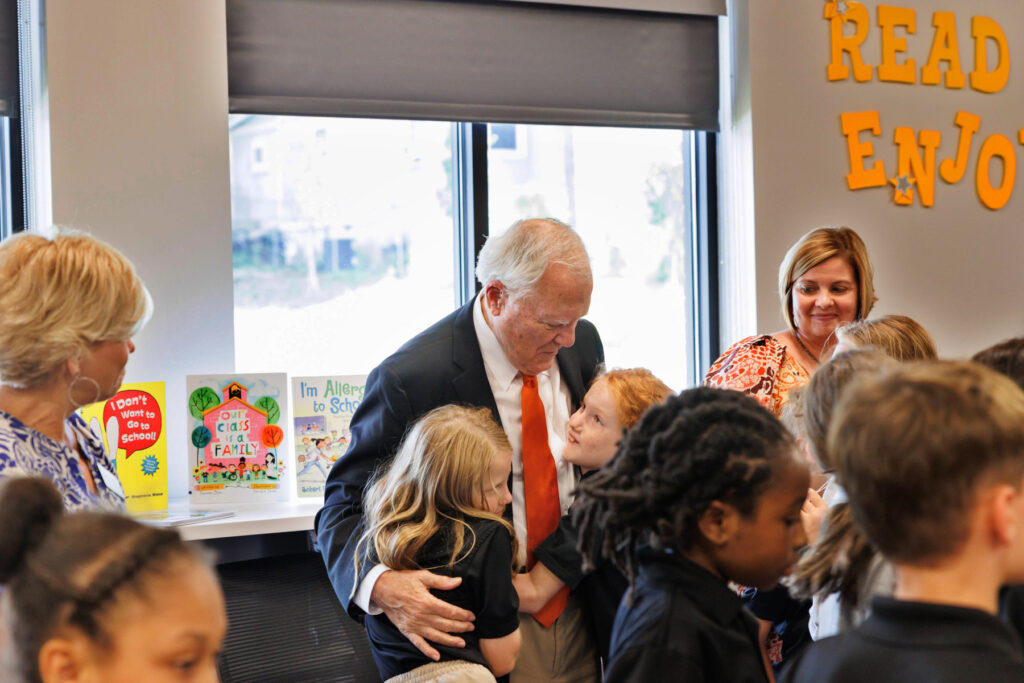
227,0,720,130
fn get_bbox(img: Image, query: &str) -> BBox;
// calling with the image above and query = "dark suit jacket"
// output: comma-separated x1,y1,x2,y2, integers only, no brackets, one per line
315,298,604,619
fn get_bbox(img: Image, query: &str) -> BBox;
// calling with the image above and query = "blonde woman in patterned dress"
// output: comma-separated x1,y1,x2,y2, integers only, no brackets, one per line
0,230,151,511
705,226,876,418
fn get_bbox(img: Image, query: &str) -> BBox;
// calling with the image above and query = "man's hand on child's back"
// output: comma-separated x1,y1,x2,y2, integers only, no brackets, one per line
372,569,476,660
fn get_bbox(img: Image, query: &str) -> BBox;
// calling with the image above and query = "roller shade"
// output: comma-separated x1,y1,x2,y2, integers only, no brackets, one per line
503,0,725,15
228,0,720,131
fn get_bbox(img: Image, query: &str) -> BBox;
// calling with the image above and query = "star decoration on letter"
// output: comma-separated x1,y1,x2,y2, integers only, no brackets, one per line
824,0,851,19
889,174,916,205
824,0,857,22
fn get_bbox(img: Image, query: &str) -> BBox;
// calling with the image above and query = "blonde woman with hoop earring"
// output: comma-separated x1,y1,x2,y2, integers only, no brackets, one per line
0,229,152,511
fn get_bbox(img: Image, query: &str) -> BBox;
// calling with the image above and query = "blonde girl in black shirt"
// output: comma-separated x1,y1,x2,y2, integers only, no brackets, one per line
575,387,810,683
357,405,521,682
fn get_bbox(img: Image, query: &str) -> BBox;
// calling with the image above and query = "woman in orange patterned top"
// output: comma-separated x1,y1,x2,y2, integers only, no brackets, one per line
705,227,877,417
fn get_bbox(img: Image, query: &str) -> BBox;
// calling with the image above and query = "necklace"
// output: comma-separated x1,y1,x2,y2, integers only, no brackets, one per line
793,332,819,365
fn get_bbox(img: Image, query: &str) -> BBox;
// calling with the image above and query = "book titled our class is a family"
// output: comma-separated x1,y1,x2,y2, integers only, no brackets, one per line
186,373,290,506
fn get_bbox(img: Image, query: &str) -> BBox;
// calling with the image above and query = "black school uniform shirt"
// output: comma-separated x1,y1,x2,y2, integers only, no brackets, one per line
364,517,520,680
744,583,811,670
779,597,1024,683
604,548,770,683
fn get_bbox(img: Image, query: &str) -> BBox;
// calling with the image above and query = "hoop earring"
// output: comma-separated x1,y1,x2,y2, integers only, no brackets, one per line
68,374,102,410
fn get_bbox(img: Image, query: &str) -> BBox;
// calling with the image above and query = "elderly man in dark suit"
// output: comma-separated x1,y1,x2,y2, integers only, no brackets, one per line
317,218,604,681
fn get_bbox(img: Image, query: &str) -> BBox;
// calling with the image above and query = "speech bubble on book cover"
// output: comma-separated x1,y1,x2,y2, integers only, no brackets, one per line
102,389,162,459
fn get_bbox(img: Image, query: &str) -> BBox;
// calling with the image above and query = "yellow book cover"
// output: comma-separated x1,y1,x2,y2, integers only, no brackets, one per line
80,381,168,512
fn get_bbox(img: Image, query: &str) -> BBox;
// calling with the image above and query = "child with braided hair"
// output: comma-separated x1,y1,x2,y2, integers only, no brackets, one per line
0,476,226,683
574,386,809,683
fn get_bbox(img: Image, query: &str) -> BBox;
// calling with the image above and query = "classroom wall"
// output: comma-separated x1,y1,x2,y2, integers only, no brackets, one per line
747,0,1024,357
47,0,234,502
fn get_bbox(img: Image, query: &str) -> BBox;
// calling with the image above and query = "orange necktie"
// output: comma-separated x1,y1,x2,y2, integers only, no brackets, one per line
521,373,570,627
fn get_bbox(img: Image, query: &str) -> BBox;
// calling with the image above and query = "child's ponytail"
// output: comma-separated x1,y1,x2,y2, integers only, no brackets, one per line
0,476,63,583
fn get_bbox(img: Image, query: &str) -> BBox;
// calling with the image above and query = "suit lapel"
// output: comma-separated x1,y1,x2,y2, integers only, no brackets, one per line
450,298,502,425
557,345,586,408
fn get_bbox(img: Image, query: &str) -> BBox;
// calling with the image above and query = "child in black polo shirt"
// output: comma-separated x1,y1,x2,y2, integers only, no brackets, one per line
357,405,520,682
781,360,1024,683
513,368,673,664
574,386,810,683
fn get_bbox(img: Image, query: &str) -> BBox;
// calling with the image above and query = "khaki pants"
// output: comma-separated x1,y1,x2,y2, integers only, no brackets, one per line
386,660,497,683
510,594,599,683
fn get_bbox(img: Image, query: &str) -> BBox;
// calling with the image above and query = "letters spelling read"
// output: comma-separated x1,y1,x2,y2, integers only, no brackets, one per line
827,6,1008,93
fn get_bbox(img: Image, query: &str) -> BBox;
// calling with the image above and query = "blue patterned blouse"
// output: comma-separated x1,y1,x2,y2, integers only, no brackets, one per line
0,409,126,512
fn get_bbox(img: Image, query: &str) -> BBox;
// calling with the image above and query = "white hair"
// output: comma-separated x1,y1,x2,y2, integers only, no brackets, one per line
475,218,591,296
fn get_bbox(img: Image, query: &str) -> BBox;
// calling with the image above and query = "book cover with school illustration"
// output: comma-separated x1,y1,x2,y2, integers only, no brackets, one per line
186,373,289,505
291,374,366,498
81,381,168,513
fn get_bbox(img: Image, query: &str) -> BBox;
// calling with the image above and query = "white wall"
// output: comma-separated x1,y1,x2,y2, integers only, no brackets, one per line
746,0,1024,357
47,0,234,502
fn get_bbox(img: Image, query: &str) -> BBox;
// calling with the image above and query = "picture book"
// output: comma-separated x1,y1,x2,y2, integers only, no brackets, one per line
291,374,366,498
81,381,168,513
186,373,290,505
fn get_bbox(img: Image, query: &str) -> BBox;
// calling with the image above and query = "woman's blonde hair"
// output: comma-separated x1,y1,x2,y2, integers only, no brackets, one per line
778,226,877,333
0,230,152,388
600,368,673,429
835,314,938,362
358,405,518,575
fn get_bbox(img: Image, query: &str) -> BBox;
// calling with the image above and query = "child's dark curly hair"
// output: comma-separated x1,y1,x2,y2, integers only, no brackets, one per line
573,386,796,587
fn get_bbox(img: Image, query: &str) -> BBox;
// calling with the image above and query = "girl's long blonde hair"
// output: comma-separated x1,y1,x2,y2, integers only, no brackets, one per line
357,405,519,575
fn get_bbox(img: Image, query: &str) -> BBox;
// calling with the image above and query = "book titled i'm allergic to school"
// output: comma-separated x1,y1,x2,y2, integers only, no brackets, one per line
186,373,290,506
291,375,366,499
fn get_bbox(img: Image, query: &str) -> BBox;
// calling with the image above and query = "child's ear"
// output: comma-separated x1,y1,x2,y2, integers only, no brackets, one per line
990,483,1021,548
38,635,89,683
698,500,740,546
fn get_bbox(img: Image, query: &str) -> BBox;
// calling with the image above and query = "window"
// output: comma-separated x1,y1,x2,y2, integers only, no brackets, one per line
229,116,713,388
229,116,456,375
488,124,696,389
